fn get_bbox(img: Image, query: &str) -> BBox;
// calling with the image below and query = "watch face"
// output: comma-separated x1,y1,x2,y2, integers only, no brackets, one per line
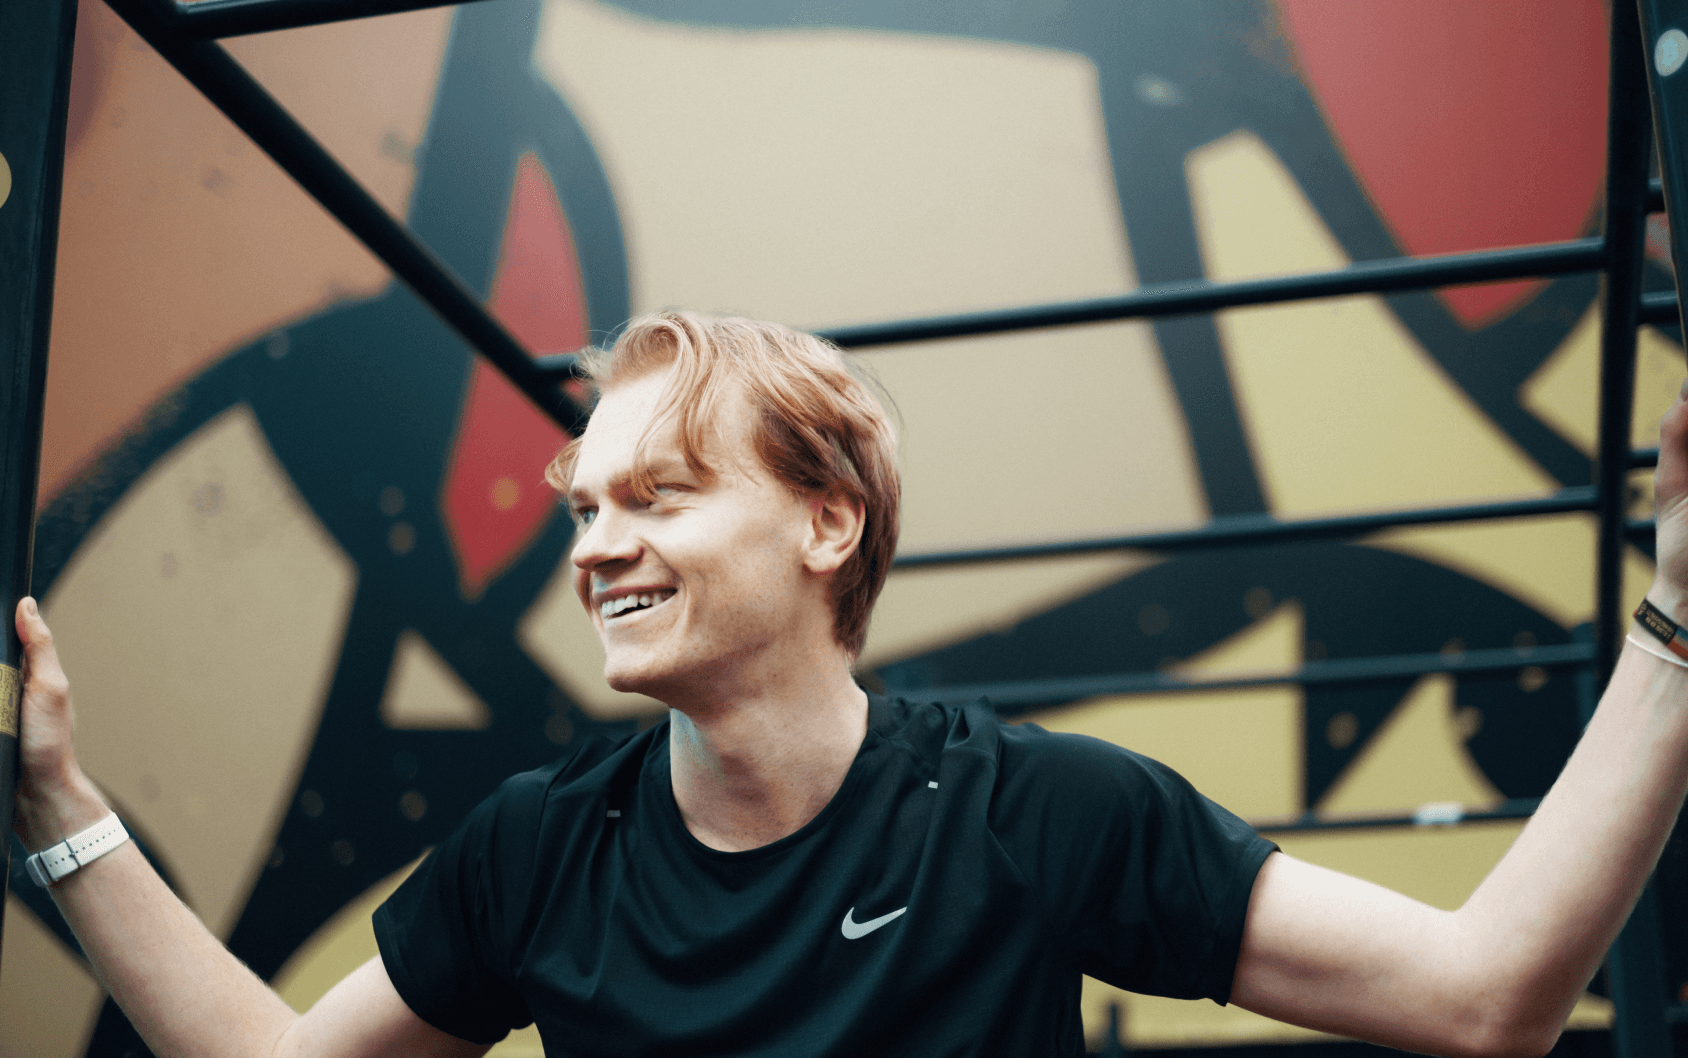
6,1,1670,1055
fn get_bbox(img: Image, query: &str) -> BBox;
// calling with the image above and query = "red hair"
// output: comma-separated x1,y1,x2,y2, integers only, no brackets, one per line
546,311,900,657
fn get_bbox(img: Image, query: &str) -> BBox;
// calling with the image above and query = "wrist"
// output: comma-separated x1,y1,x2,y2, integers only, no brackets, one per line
15,764,111,853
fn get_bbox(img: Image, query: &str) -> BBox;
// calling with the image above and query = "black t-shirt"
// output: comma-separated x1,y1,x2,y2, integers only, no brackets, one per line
374,695,1276,1057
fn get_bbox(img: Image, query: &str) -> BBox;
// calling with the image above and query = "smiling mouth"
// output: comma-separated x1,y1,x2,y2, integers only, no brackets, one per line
600,589,677,620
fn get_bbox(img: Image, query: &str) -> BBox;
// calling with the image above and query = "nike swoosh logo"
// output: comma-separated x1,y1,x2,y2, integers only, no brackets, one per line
841,905,907,939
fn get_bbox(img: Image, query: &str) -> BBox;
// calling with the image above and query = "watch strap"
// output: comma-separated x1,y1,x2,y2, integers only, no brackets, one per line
25,812,129,887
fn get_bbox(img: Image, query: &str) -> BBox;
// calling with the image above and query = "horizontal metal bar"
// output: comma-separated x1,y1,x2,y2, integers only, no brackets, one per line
818,239,1605,349
893,487,1598,569
164,0,495,39
1253,797,1540,836
105,0,587,435
1632,447,1661,469
1652,177,1667,214
892,642,1595,710
1640,290,1679,325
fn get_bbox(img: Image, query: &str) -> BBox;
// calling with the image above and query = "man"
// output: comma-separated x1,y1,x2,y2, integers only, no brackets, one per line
14,310,1688,1057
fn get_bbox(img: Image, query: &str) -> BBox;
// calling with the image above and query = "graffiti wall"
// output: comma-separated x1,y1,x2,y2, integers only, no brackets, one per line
2,0,1679,1054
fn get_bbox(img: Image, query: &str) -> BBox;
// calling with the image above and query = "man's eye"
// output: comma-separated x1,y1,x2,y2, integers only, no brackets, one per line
574,507,596,526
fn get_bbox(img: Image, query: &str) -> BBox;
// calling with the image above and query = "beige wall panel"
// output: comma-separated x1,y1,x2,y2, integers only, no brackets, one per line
0,895,104,1058
42,405,357,937
1521,307,1686,457
381,629,493,730
42,2,450,500
1025,600,1304,819
859,322,1207,553
1187,131,1558,517
1370,514,1659,633
1315,674,1501,815
534,0,1135,326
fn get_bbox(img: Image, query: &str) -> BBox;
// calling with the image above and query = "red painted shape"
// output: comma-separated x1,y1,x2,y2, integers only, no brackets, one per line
442,153,584,598
1277,0,1607,327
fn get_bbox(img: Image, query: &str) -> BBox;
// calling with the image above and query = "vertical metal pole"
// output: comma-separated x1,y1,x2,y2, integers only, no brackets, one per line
1640,0,1688,311
1595,4,1673,1056
0,0,79,973
1598,1,1653,684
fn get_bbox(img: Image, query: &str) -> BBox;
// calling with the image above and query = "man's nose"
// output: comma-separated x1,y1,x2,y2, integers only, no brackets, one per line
571,507,638,570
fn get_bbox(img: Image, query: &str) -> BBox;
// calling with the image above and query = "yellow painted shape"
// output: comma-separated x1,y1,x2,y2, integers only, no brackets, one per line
380,629,492,730
859,321,1207,556
1521,304,1686,456
43,405,357,937
1371,514,1658,635
862,551,1159,675
0,150,10,210
272,854,544,1056
0,894,104,1058
535,0,1132,326
1187,131,1558,516
1316,674,1503,816
1369,515,1593,631
1024,600,1303,818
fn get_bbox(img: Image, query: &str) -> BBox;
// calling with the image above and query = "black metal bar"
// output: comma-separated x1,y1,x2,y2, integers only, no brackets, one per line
161,0,496,39
102,0,588,435
893,487,1599,569
1599,6,1671,1057
816,239,1605,350
1650,176,1667,213
534,352,583,384
1639,290,1679,324
0,0,80,979
887,642,1594,711
1596,5,1654,686
1253,797,1541,836
1632,446,1662,468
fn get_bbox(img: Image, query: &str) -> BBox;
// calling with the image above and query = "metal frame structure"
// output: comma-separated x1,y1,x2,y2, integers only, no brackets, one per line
5,0,1688,1053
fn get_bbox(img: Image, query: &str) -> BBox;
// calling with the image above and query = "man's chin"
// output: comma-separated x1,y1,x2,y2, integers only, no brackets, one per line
602,660,671,698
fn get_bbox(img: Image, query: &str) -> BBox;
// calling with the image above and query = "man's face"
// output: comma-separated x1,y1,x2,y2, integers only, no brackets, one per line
568,371,825,702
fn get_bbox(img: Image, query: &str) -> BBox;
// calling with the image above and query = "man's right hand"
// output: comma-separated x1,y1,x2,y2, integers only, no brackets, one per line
10,597,490,1058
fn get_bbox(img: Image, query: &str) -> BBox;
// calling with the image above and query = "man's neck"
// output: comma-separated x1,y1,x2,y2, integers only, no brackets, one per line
665,660,868,853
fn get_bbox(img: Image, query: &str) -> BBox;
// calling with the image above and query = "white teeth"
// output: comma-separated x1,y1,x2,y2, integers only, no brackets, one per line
600,590,674,620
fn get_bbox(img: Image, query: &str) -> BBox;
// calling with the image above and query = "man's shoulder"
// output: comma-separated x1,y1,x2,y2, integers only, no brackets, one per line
870,691,1161,782
487,722,665,823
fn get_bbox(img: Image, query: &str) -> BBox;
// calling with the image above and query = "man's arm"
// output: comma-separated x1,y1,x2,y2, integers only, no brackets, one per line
1229,390,1688,1058
12,600,489,1058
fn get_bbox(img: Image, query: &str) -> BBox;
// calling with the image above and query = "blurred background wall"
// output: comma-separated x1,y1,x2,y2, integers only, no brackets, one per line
3,1,1680,1054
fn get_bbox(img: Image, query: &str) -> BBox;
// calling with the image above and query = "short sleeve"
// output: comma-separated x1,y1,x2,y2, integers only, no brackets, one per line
990,724,1276,1004
373,770,548,1044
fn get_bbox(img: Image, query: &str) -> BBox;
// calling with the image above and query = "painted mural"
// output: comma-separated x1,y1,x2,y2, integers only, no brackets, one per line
2,1,1681,1055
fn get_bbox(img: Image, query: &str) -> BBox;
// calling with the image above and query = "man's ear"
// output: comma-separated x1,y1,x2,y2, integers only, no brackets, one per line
803,489,865,575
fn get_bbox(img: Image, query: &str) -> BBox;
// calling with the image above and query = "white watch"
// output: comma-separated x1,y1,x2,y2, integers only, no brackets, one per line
26,812,129,887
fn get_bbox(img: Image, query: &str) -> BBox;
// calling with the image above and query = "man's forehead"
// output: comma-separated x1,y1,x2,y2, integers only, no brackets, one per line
571,374,752,491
